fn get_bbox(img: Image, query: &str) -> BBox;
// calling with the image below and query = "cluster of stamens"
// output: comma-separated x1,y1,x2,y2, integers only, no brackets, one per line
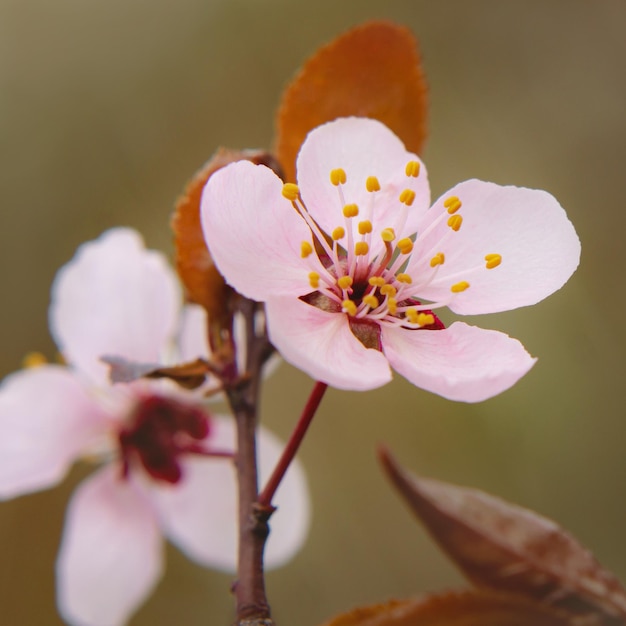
282,161,501,331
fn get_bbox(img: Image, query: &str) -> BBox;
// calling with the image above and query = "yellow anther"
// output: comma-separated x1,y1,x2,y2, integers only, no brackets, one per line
358,220,373,235
330,168,347,185
300,241,313,258
447,214,463,231
308,272,320,289
399,189,416,206
430,252,445,267
366,176,381,192
282,183,299,201
381,228,396,242
444,196,462,214
368,276,386,287
405,160,421,177
451,281,470,293
23,351,47,368
380,284,397,297
406,308,419,324
397,238,414,255
342,300,357,316
387,298,398,315
337,276,353,290
396,273,412,284
417,313,435,326
354,241,369,256
485,253,502,269
332,226,345,240
343,203,359,218
363,294,379,309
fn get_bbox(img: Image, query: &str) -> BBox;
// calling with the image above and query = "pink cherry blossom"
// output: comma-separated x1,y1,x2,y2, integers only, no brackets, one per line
201,117,580,402
0,228,310,626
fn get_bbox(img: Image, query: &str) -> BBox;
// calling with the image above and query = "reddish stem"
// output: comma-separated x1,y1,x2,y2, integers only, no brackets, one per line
258,381,328,508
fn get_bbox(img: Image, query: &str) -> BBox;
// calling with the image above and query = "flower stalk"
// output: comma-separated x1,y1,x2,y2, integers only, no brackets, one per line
258,381,327,508
224,298,276,624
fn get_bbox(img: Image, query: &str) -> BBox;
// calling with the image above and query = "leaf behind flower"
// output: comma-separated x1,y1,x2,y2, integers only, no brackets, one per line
275,21,428,182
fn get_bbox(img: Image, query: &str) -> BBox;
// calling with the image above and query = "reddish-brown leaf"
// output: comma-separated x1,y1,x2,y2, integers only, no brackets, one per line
171,149,281,357
275,21,428,183
378,447,626,625
320,590,576,626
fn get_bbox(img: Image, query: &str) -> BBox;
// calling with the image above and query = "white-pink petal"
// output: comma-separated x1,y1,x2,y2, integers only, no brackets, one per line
150,416,310,571
0,365,110,499
57,465,163,626
296,117,431,251
381,322,537,403
409,180,581,315
201,160,317,301
50,228,182,385
266,296,392,391
176,304,211,363
149,417,238,571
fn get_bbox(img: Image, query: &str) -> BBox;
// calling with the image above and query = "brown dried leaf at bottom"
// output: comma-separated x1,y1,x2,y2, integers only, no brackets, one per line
378,447,626,625
275,20,428,183
320,589,577,626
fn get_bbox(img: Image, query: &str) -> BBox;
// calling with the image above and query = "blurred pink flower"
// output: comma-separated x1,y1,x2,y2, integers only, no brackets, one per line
201,117,580,402
0,229,310,626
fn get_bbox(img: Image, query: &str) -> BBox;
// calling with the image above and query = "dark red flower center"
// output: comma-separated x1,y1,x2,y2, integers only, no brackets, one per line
118,395,212,484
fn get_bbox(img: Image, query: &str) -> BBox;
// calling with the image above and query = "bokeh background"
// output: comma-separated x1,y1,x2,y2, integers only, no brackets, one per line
1,1,625,624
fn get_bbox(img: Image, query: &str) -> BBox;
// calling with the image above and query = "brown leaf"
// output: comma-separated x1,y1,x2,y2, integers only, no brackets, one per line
275,20,428,183
102,355,214,390
320,589,576,626
378,447,626,625
171,149,282,358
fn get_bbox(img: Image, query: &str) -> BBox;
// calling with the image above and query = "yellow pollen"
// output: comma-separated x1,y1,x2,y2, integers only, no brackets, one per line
447,214,463,231
406,308,419,324
381,228,396,242
354,241,369,256
451,281,470,293
405,160,421,177
342,300,357,316
368,276,386,287
366,176,381,192
380,284,397,297
387,298,398,315
417,313,435,326
23,351,47,368
397,238,414,255
331,226,345,240
330,168,347,185
300,241,313,258
358,220,373,235
308,272,320,289
282,183,299,200
337,276,353,290
399,189,416,206
363,294,379,309
343,203,359,218
396,273,412,284
485,253,502,269
444,196,462,214
430,252,445,267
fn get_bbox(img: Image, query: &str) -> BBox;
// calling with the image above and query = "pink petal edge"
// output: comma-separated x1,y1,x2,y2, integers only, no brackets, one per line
382,322,537,402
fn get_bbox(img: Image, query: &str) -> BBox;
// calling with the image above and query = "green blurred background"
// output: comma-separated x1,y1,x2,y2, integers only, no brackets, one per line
1,1,625,624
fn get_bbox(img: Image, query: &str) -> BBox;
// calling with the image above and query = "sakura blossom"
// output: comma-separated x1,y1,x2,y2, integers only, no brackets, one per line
201,117,580,402
0,228,310,626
